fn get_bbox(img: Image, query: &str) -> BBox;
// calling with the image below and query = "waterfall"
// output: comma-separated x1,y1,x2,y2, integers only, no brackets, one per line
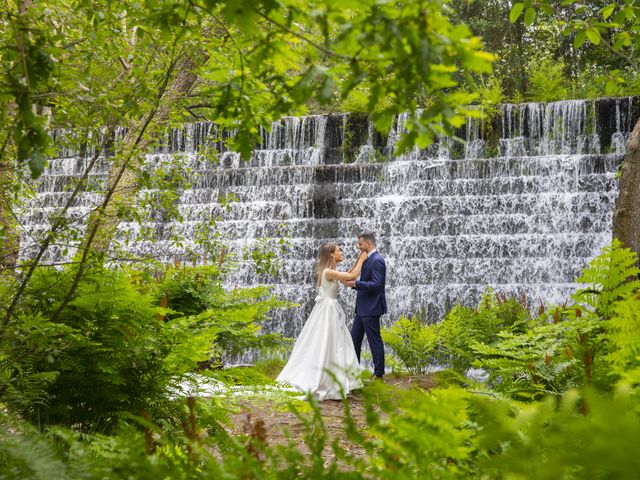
18,97,639,337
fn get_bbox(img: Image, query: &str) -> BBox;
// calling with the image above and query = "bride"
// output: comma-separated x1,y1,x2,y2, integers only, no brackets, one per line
277,243,367,400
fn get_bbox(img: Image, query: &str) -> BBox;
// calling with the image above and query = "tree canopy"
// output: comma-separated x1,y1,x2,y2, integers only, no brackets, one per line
1,0,494,179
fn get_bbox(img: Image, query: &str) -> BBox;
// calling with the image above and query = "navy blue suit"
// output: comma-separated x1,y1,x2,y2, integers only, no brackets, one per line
351,251,386,377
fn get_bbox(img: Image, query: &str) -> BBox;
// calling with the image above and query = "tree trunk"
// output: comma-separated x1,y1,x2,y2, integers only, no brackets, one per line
0,0,33,272
44,53,203,323
613,118,640,262
83,53,200,255
0,143,18,271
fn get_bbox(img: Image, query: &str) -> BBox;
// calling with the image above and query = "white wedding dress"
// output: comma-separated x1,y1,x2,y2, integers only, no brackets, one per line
277,269,363,400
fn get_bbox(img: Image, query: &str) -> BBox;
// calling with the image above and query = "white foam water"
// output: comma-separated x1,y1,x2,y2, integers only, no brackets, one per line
18,98,636,339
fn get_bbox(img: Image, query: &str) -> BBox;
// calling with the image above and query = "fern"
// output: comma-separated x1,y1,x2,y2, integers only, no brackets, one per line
472,308,603,400
0,414,72,480
574,239,640,319
606,293,640,387
436,290,531,373
381,315,438,374
0,264,291,432
473,389,640,479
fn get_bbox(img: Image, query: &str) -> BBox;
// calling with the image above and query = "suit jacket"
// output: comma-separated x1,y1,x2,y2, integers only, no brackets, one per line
354,251,387,316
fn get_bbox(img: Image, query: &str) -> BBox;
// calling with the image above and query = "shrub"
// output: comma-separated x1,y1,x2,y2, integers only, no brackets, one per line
605,292,640,388
381,314,438,374
472,307,602,400
478,75,504,120
0,264,289,431
208,366,274,387
573,238,640,320
526,56,569,102
3,375,640,479
436,290,531,373
572,65,640,99
472,241,640,400
472,388,640,479
153,264,226,318
1,266,173,430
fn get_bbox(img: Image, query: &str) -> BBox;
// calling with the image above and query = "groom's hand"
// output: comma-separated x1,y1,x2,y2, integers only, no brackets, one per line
344,280,356,288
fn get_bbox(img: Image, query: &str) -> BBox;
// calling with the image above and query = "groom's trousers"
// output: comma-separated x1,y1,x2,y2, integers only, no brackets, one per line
351,314,385,377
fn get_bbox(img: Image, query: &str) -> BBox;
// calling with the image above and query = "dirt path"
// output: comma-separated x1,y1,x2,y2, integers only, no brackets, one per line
227,375,436,458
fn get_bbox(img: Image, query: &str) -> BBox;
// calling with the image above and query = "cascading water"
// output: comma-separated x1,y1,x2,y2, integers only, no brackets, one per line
18,97,639,338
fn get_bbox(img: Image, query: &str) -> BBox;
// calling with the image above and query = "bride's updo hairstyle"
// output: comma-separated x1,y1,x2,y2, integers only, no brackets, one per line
316,242,338,286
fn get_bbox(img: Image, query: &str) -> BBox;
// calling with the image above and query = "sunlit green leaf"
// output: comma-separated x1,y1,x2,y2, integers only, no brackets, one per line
602,4,616,19
613,31,632,49
574,29,587,49
524,7,537,26
510,3,525,23
613,10,628,24
586,28,601,45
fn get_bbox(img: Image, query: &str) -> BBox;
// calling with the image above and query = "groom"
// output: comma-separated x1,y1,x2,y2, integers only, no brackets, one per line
344,232,386,380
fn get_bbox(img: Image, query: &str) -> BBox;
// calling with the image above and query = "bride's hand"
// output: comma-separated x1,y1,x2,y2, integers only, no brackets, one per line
359,251,368,261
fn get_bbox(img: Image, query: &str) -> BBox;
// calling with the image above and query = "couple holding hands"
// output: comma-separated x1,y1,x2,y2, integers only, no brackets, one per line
277,232,387,400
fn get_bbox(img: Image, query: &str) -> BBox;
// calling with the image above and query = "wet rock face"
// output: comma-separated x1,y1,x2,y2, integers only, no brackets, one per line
23,98,640,338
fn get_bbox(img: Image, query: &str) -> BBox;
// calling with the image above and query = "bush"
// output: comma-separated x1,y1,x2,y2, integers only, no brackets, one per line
1,266,173,430
381,314,438,374
3,358,640,479
472,307,602,400
472,388,640,479
436,290,531,373
0,264,289,431
472,241,640,400
526,56,569,102
573,238,640,321
605,289,640,388
383,290,532,376
572,65,640,99
478,75,504,121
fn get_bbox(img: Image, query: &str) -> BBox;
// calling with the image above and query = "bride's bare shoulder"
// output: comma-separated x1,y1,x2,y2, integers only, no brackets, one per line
323,268,337,279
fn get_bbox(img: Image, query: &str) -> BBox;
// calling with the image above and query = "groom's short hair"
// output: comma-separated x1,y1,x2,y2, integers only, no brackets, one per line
358,232,376,245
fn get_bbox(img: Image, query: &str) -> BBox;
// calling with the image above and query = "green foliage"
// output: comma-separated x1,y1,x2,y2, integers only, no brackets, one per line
573,238,640,320
152,264,291,369
1,0,494,178
471,241,640,400
31,273,158,425
207,365,274,387
526,56,569,102
358,387,476,479
472,307,603,400
436,290,531,372
573,65,640,98
510,0,640,54
383,290,532,377
4,368,640,478
473,388,640,479
452,0,640,102
509,0,640,100
606,292,640,387
1,5,55,177
242,237,290,279
0,397,227,480
154,264,227,318
433,368,469,388
251,356,286,379
380,243,639,402
2,266,170,430
0,264,289,431
0,414,74,480
477,76,503,120
381,314,438,374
